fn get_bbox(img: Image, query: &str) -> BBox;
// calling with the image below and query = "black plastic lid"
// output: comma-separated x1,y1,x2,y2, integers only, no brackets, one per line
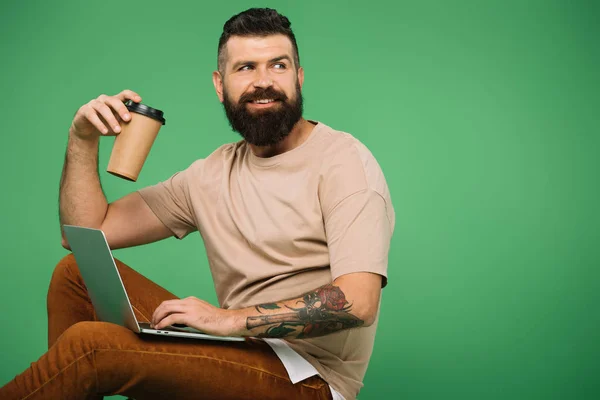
124,100,166,125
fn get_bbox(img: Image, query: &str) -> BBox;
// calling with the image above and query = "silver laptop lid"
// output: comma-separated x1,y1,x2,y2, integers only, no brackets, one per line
62,225,140,333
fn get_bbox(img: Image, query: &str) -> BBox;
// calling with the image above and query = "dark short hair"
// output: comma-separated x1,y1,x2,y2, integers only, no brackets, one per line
217,8,300,74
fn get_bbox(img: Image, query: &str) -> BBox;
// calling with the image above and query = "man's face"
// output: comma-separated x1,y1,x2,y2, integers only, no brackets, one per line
213,34,304,146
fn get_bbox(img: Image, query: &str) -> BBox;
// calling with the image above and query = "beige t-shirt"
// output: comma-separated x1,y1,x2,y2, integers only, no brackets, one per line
137,120,395,400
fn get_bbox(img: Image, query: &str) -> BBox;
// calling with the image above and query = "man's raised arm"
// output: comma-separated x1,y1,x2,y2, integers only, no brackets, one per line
59,90,172,250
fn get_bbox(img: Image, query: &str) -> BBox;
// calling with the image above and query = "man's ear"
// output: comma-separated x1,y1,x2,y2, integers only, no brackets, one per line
297,66,305,90
212,71,224,103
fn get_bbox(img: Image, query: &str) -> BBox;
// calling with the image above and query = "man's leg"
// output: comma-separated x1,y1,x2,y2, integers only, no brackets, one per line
47,253,179,347
1,254,333,399
1,321,332,400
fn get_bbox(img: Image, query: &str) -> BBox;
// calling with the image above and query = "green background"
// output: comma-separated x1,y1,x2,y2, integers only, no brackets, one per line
1,0,598,398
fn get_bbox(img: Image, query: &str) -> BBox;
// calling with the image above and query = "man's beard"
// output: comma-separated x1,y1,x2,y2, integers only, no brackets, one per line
222,82,303,146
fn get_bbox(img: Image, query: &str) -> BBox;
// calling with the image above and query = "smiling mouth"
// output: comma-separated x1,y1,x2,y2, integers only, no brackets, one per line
249,99,278,104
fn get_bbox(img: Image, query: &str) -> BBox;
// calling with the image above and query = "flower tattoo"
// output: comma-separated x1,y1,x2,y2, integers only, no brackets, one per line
246,284,364,339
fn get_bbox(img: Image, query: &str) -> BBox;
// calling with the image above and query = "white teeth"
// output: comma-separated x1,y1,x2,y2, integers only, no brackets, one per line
254,99,274,104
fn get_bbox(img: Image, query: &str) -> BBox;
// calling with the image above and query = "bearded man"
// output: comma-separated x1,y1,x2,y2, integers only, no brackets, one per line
1,8,394,400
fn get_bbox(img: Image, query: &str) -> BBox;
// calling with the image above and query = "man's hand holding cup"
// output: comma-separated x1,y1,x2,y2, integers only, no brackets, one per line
70,90,142,140
69,89,166,182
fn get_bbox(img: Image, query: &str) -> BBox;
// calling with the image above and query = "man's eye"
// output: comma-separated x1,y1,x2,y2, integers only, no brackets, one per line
239,65,253,71
273,63,286,69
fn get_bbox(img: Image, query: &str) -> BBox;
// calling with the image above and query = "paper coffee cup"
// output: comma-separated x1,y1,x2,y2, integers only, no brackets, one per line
107,100,166,181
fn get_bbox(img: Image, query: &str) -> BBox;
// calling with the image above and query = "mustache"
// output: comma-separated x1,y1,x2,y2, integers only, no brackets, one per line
239,87,288,103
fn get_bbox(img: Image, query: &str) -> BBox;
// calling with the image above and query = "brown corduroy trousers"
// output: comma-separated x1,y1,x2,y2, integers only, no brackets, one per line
0,254,332,400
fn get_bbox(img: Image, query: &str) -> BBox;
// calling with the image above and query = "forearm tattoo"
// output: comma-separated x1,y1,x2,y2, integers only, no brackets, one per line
247,284,364,338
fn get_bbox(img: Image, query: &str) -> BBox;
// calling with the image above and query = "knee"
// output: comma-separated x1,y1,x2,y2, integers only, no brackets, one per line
60,321,99,346
56,253,77,269
47,254,84,302
50,254,79,284
58,321,130,351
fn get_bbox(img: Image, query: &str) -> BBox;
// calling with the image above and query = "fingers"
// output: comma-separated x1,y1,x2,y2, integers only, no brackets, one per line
154,313,188,330
152,299,187,327
82,104,110,135
90,91,137,134
90,97,122,134
105,95,132,123
72,89,143,140
151,297,229,334
116,89,142,103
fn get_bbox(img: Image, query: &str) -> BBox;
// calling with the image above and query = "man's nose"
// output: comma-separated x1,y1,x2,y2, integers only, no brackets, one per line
253,68,273,88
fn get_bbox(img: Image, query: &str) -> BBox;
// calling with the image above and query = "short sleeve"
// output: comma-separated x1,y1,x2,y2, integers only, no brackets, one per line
323,189,393,288
137,165,198,239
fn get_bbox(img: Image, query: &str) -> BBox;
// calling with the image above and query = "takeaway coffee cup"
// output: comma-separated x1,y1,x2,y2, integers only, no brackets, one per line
107,100,166,181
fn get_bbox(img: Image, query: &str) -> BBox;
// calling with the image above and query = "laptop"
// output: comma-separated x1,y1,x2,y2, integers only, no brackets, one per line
62,225,244,342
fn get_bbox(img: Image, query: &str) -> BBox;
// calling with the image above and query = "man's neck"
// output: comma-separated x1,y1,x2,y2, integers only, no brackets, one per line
249,118,316,158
